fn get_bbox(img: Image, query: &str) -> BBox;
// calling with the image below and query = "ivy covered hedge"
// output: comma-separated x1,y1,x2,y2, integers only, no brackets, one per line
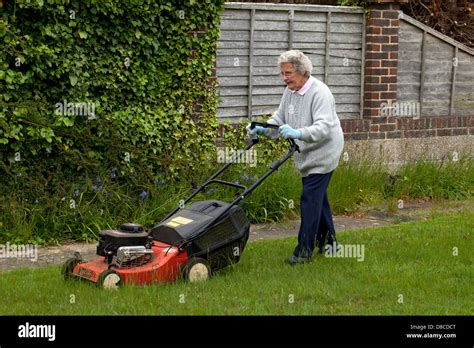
0,0,231,243
1,0,224,198
0,0,300,244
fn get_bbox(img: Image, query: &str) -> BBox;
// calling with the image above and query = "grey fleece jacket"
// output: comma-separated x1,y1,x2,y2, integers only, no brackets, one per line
266,76,344,177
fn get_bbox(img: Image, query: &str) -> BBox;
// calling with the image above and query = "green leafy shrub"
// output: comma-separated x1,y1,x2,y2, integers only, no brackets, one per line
0,0,225,241
1,0,223,194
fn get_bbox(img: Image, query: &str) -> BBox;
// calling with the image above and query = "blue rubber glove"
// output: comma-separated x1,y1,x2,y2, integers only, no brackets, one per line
246,123,265,137
279,124,301,139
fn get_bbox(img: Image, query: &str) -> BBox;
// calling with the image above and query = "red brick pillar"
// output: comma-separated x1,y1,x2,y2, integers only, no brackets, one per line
364,0,407,123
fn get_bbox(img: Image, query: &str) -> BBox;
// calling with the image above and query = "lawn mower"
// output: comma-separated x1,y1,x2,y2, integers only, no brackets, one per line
62,122,299,288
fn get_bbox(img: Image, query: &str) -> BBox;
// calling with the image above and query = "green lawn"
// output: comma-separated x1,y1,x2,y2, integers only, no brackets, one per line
0,211,472,315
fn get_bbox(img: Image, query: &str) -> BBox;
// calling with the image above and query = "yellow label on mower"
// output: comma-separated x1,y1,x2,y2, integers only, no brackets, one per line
173,217,193,225
165,216,194,227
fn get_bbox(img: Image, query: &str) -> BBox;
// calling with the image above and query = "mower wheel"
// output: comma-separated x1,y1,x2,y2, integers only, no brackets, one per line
182,257,211,283
62,257,81,280
97,269,122,289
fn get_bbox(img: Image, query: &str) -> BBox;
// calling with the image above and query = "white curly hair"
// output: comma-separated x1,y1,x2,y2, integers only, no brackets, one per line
277,50,313,77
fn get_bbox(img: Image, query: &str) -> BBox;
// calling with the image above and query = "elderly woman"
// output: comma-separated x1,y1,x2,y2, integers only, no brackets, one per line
248,50,344,265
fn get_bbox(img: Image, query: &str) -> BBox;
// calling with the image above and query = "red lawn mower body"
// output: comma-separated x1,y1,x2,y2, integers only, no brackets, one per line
62,124,299,288
71,242,189,286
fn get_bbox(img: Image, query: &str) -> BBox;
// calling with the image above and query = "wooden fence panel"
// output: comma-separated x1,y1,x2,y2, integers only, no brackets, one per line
216,3,364,122
398,14,474,117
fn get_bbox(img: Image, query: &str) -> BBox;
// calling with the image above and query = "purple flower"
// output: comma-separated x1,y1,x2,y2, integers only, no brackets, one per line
110,168,118,178
73,189,80,197
139,191,147,203
92,177,103,193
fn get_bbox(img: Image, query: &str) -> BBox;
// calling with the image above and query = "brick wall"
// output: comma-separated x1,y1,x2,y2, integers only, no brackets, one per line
363,3,400,118
340,115,472,141
340,0,473,142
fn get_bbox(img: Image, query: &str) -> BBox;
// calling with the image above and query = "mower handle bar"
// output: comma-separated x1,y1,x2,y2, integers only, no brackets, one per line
161,121,299,222
249,121,299,151
249,121,280,129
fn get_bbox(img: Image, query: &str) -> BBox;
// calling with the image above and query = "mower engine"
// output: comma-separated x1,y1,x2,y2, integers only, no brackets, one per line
113,246,153,268
96,223,151,263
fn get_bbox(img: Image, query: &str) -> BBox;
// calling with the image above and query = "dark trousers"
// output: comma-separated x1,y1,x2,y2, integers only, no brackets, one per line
293,171,336,258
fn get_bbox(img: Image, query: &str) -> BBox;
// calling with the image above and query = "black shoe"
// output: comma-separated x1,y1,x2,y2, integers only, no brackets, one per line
317,245,324,255
286,255,312,265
